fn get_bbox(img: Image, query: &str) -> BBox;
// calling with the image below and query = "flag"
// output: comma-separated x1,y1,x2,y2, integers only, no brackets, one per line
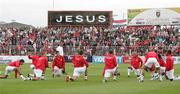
113,19,127,23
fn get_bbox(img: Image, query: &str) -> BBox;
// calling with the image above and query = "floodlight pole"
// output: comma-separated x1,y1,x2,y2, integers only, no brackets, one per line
53,0,55,9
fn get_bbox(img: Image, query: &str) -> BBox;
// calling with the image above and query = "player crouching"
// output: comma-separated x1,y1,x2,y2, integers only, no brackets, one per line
127,52,143,78
165,50,180,81
28,54,39,77
150,54,166,80
66,50,89,82
52,51,66,77
26,52,49,81
139,48,161,82
102,50,118,83
0,59,27,80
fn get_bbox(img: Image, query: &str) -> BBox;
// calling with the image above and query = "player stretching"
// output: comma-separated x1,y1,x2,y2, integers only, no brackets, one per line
28,54,39,76
52,51,65,77
103,50,118,83
127,52,143,78
165,50,174,81
165,50,180,81
150,54,166,80
66,50,89,82
139,48,161,82
27,52,49,81
0,59,26,80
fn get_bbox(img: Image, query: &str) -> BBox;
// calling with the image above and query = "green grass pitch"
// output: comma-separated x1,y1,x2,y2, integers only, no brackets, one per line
1,63,180,94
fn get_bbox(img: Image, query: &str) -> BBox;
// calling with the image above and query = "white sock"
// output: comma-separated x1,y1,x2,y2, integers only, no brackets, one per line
128,69,131,76
159,75,163,81
20,75,25,78
137,69,141,76
29,74,34,77
84,76,88,80
27,77,32,80
113,76,117,80
69,75,71,78
154,73,159,77
20,75,27,80
140,75,144,81
41,76,45,80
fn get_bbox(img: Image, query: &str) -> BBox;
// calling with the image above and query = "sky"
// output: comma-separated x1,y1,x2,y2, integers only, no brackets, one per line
0,0,180,27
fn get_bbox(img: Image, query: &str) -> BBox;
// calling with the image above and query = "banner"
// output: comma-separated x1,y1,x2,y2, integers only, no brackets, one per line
0,55,179,64
174,56,180,64
128,8,180,25
63,55,92,62
122,56,131,64
47,55,92,63
0,56,31,64
48,11,112,27
92,56,122,64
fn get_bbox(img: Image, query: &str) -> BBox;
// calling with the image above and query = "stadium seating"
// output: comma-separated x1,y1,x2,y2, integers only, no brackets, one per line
0,26,179,56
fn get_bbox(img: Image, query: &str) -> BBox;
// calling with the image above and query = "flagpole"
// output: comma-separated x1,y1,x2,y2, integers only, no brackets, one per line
53,0,54,9
123,12,124,19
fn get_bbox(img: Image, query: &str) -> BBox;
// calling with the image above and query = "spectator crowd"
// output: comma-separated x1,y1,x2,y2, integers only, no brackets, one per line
0,25,179,56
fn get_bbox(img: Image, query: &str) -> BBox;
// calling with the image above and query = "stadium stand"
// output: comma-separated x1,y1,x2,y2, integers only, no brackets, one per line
0,26,179,56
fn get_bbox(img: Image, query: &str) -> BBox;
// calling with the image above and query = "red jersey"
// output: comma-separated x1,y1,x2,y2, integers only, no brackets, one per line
130,56,143,69
72,55,89,68
166,55,174,71
35,56,48,71
8,60,21,68
159,58,166,67
104,54,117,69
52,55,65,71
145,51,159,63
28,55,39,66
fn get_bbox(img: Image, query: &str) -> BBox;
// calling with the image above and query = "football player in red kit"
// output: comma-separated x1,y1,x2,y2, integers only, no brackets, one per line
28,54,39,70
28,54,39,76
127,52,143,78
27,52,49,81
0,59,26,80
103,50,118,83
52,51,65,77
66,50,89,82
165,50,174,81
150,54,166,80
165,50,180,81
139,48,161,82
